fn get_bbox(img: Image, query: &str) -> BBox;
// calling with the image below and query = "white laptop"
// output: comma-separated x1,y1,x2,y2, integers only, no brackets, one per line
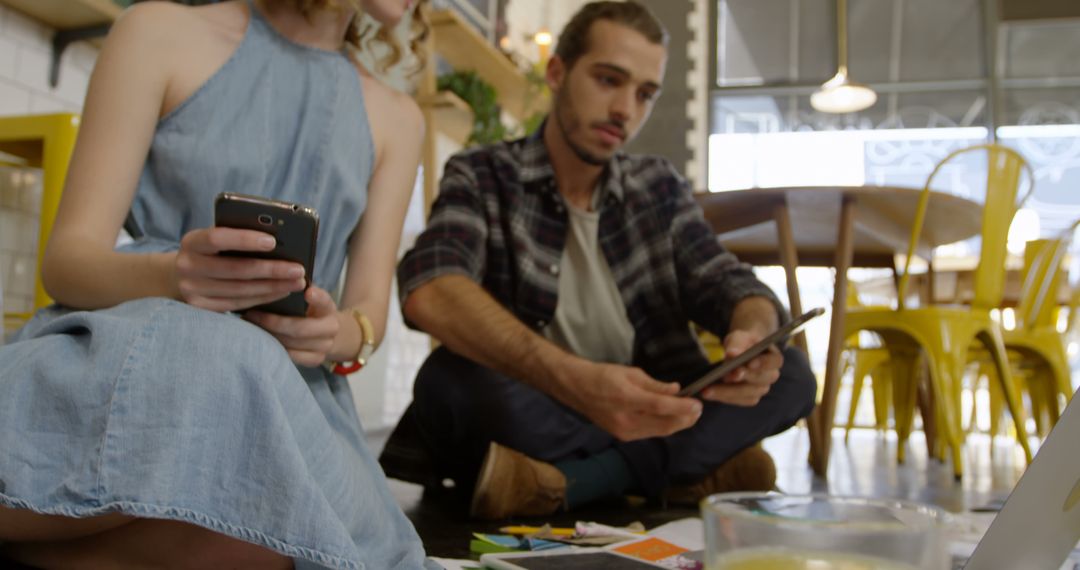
965,389,1080,569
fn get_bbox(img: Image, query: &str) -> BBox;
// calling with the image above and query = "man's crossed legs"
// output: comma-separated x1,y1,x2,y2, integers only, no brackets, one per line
381,346,816,518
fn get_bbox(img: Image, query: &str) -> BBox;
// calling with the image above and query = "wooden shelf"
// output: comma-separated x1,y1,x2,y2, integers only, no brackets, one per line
1000,0,1080,22
419,91,474,145
0,0,121,30
429,9,547,122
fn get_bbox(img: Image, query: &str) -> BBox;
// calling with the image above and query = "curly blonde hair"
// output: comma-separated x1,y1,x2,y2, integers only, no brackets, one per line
292,0,429,75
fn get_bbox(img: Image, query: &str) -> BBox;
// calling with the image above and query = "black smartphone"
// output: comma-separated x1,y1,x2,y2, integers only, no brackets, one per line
678,307,825,397
213,192,319,317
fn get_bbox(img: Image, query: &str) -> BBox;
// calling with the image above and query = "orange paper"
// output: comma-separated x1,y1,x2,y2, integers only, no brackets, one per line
612,537,689,562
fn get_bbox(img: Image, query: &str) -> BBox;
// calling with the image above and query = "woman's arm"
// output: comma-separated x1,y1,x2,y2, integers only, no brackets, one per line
42,3,305,312
329,76,424,361
40,4,178,308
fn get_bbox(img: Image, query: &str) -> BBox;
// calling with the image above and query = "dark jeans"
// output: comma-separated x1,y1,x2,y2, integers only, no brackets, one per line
389,346,816,497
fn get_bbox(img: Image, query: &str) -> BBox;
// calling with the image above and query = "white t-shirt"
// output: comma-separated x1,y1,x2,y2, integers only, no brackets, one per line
542,197,635,365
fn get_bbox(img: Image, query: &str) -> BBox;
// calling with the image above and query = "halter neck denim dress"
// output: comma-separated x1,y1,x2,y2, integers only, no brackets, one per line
0,4,433,569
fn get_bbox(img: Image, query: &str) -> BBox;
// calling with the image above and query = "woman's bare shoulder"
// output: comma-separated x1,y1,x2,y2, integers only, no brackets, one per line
359,74,424,154
108,1,245,54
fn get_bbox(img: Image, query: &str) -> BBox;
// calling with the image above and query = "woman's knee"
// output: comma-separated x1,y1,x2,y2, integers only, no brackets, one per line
0,506,133,542
171,303,283,356
3,517,291,570
165,522,292,570
155,302,294,385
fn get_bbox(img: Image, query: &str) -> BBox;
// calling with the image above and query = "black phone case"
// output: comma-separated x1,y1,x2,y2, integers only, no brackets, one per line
214,192,319,317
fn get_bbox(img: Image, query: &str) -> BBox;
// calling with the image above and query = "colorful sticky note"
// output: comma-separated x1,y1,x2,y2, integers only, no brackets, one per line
613,537,690,562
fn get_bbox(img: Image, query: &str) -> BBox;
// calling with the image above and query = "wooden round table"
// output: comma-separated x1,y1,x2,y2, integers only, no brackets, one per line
694,186,983,476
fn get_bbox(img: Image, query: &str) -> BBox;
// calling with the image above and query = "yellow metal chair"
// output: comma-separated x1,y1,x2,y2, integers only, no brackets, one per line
842,348,892,439
841,283,893,442
1003,227,1078,418
842,144,1036,479
841,282,945,460
0,113,79,330
972,224,1080,439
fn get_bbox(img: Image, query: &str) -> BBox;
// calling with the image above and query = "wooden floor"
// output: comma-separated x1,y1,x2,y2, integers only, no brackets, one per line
372,426,1031,560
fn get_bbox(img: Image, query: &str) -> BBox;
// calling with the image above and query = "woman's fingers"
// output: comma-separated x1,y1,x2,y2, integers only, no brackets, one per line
179,277,304,300
246,311,337,343
176,227,308,312
286,349,328,368
304,287,338,318
182,227,276,255
245,288,341,367
177,253,304,281
186,291,296,313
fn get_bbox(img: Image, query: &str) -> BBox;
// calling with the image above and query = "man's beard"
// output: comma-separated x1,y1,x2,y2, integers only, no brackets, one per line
554,90,611,167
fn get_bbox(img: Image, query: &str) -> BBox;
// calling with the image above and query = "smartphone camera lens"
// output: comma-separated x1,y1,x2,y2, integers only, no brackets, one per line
257,214,273,226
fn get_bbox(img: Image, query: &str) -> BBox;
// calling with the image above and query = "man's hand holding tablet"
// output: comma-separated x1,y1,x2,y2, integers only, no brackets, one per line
679,307,825,400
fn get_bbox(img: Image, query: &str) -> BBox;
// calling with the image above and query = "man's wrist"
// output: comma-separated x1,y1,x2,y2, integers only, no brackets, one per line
731,296,780,337
534,342,591,403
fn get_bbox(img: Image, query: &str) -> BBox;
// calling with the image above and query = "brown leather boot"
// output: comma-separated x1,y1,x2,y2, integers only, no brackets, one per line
664,445,777,506
469,442,567,520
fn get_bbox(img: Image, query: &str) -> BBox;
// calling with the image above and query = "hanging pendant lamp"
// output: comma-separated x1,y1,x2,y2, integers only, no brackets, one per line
811,0,877,113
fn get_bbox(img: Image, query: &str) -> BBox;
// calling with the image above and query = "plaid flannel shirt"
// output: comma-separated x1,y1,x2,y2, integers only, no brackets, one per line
397,130,786,380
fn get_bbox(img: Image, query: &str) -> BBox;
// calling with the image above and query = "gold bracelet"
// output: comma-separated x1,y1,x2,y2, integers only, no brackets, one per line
329,308,375,375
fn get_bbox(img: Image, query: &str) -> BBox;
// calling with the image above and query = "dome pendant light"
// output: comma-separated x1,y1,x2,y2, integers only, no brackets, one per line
811,0,877,113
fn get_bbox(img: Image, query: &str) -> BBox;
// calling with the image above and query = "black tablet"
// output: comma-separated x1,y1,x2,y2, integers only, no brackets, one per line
678,307,825,397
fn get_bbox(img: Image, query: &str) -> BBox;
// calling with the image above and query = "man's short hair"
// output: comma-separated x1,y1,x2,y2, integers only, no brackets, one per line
554,1,668,69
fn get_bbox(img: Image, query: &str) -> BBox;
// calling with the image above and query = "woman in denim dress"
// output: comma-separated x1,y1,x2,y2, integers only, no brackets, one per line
0,0,435,568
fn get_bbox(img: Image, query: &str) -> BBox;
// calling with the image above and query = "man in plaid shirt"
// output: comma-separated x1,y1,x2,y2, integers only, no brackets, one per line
382,1,816,519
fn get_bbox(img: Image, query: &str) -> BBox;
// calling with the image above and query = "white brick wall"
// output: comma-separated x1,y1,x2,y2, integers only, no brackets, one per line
0,170,41,314
0,4,98,117
0,4,99,341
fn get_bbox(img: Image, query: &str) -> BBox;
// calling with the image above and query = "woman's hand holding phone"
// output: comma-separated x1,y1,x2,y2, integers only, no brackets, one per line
175,226,307,313
243,286,340,367
698,329,783,407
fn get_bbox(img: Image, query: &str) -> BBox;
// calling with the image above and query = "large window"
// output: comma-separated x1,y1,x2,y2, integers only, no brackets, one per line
431,0,502,41
709,0,1080,237
709,0,1080,381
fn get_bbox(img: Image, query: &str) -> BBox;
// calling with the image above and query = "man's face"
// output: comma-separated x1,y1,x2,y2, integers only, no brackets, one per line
548,20,667,165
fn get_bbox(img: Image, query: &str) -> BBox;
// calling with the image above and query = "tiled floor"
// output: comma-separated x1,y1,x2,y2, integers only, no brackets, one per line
372,426,1030,560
